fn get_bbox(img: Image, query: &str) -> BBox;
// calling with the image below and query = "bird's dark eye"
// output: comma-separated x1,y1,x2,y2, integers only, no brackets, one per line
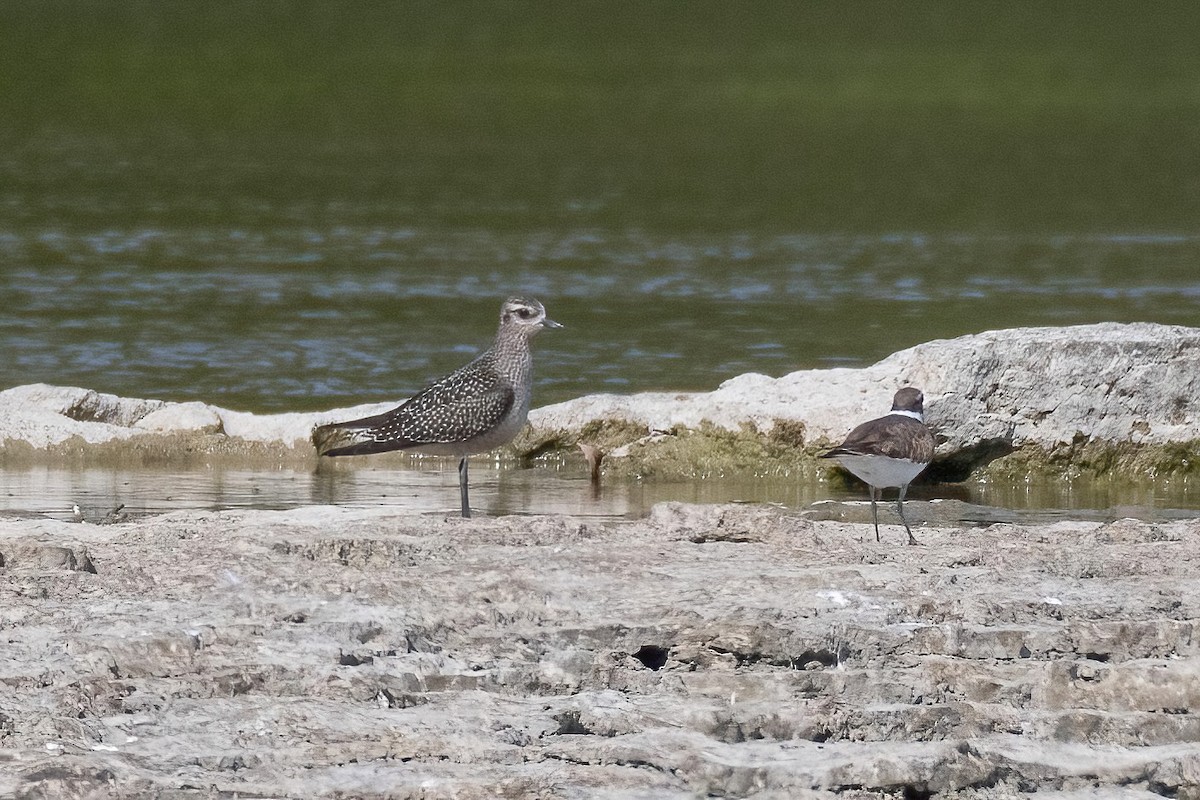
516,307,534,319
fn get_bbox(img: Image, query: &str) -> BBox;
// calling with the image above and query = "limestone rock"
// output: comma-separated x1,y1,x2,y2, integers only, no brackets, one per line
0,540,96,572
0,384,158,447
530,322,1200,476
1,383,165,426
1,323,1198,479
218,401,393,444
133,402,224,435
2,505,1194,797
0,382,393,452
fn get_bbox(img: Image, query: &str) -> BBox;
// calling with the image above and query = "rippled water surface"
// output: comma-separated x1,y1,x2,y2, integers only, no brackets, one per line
7,464,1199,525
2,4,1198,514
4,232,1199,413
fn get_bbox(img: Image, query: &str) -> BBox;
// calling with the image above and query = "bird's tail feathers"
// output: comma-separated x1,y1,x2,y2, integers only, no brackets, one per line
312,411,408,457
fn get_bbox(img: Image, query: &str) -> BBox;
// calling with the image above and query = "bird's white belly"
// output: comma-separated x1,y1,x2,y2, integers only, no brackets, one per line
833,455,928,488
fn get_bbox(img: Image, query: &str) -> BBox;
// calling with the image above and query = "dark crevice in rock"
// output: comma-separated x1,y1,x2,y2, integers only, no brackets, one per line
707,645,847,670
405,630,443,654
901,786,936,800
337,652,373,667
795,648,841,668
925,438,1015,482
632,644,669,671
1149,780,1181,797
543,751,670,775
375,688,426,709
551,710,593,736
690,530,757,544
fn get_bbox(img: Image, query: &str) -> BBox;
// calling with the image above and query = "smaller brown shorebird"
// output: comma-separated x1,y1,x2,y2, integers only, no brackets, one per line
311,296,562,518
820,387,935,545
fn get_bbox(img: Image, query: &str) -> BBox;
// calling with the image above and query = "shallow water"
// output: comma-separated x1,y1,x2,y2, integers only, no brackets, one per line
9,462,1200,525
2,4,1198,515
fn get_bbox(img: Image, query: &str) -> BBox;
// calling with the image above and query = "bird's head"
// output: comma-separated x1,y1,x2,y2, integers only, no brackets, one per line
500,296,564,336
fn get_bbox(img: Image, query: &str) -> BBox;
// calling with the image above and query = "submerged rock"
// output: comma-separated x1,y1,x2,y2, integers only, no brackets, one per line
1,323,1197,479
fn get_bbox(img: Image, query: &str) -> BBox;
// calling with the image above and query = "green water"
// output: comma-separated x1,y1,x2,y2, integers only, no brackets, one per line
2,4,1198,410
4,2,1198,232
1,3,1198,514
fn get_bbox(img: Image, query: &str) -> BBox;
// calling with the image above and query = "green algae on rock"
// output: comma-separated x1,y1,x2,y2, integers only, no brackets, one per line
527,323,1200,483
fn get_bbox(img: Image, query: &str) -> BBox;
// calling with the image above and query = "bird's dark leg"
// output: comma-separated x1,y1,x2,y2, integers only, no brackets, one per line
458,457,471,518
869,484,881,542
898,484,919,545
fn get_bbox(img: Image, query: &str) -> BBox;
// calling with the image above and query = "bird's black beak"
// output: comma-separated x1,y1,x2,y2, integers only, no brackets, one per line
542,318,564,330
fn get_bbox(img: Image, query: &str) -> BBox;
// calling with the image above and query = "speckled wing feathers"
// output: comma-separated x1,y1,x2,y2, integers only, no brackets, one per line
313,353,516,456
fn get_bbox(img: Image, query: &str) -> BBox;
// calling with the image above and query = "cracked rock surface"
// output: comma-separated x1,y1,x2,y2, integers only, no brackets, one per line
1,502,1198,798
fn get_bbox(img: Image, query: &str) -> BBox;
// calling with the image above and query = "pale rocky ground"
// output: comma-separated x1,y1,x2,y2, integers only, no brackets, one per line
2,502,1198,798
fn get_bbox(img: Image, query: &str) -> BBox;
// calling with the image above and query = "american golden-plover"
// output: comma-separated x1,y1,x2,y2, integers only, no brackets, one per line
312,296,563,517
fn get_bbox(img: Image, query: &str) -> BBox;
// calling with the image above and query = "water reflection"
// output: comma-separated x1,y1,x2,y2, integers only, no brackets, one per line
6,464,1198,525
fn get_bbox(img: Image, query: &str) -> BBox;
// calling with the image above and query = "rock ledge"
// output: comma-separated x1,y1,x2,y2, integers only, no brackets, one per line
2,323,1197,480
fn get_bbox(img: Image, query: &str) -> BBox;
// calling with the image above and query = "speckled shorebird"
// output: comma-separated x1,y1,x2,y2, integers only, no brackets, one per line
312,296,563,517
820,387,935,545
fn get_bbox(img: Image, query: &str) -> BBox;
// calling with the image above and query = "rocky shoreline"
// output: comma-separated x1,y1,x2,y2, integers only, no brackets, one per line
2,322,1199,798
523,321,1200,482
1,503,1198,798
2,322,1197,484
